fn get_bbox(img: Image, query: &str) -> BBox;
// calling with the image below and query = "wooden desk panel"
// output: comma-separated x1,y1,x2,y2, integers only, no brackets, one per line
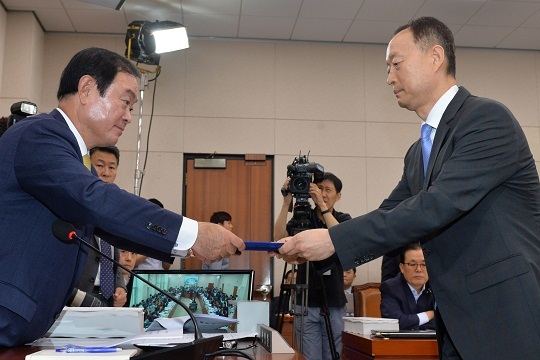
342,332,438,360
0,341,305,360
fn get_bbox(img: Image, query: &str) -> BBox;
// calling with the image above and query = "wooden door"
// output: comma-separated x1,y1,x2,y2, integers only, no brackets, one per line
183,155,273,300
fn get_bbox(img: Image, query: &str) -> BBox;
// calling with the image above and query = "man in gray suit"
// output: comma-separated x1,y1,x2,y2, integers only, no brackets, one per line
277,17,540,359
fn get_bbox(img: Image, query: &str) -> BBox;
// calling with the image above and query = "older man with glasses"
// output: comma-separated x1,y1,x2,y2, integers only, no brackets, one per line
380,242,436,330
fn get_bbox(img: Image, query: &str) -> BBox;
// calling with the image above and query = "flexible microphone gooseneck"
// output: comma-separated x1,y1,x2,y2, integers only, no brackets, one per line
51,219,225,359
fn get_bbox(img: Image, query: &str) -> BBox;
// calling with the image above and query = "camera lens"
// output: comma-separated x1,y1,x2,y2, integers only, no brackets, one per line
292,177,309,192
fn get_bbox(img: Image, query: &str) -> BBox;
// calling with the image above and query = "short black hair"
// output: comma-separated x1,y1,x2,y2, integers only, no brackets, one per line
57,47,140,100
0,116,8,137
210,211,232,224
345,267,356,274
394,17,456,78
318,172,343,193
148,198,164,208
400,242,422,264
90,146,120,165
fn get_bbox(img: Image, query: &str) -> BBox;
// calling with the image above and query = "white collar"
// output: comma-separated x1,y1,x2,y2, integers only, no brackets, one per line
425,85,459,130
56,108,88,156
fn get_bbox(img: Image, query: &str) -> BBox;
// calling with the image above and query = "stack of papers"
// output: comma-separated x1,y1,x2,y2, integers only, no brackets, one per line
343,317,399,335
45,307,144,338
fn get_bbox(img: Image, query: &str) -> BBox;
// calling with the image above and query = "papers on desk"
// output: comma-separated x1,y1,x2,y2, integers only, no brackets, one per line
33,309,253,351
32,329,258,349
25,349,138,360
343,317,399,335
44,307,144,338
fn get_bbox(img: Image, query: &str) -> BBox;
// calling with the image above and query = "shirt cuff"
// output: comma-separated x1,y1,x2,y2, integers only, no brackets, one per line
417,311,429,326
171,217,198,257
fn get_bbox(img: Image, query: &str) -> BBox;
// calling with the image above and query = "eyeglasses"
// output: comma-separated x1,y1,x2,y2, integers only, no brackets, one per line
403,262,427,270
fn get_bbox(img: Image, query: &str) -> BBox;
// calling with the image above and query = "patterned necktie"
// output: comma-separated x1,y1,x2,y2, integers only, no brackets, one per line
421,123,433,176
99,237,115,299
83,154,92,171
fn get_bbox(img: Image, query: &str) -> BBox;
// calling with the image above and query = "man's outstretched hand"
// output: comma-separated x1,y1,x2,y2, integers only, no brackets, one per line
192,222,245,264
275,228,335,263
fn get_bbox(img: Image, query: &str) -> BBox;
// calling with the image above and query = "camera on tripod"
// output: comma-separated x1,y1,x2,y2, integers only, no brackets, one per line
282,154,324,196
282,154,325,235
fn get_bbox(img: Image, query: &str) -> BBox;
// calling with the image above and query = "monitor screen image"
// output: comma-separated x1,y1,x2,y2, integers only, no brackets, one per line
128,270,254,329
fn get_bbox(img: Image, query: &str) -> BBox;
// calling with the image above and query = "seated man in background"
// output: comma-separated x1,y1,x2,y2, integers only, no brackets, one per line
70,146,127,307
119,249,137,307
202,211,233,270
343,267,356,294
119,249,137,287
380,242,435,330
343,267,357,317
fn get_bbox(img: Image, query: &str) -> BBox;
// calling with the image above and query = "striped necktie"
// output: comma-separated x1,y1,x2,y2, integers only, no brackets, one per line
83,154,92,171
421,123,433,176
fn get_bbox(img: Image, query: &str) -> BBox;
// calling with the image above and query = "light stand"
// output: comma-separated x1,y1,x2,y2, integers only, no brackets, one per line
133,73,148,196
125,20,189,196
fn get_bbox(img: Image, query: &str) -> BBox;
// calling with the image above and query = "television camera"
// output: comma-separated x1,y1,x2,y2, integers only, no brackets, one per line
281,154,324,235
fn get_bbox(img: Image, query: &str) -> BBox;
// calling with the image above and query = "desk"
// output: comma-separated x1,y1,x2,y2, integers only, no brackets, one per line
0,341,305,360
342,332,438,360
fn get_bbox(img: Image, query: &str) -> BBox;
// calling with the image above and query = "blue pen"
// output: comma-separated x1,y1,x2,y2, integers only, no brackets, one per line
56,347,122,353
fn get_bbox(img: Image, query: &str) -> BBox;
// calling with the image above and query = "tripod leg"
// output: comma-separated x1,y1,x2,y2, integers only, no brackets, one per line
274,264,291,331
314,263,340,360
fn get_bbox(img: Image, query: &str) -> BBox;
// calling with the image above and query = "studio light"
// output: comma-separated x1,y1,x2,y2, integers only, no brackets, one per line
8,101,37,128
125,20,189,66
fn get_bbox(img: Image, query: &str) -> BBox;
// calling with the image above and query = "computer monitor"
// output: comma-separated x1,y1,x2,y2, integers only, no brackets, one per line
128,269,254,329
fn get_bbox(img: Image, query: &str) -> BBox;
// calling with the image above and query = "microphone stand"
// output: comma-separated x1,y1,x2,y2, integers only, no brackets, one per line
52,220,223,360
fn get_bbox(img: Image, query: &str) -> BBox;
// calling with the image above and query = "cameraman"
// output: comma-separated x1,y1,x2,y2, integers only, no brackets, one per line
274,172,350,360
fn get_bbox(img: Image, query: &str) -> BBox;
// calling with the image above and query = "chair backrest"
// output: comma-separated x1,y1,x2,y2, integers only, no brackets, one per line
352,282,382,317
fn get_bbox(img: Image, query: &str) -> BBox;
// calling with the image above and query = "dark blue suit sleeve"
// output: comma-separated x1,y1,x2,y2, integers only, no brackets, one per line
14,113,182,261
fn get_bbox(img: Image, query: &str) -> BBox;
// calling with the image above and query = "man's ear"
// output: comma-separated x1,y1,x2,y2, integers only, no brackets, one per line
78,75,94,104
431,44,445,73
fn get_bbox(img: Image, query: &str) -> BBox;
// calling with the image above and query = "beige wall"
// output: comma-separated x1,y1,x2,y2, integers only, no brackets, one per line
2,11,540,291
0,12,44,109
0,5,7,110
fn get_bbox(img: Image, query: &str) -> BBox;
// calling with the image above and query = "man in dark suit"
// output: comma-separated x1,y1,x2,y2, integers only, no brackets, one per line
380,243,435,330
70,146,127,308
0,47,244,347
278,17,540,359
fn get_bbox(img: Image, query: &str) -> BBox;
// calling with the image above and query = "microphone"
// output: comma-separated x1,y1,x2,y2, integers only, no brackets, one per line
52,219,223,359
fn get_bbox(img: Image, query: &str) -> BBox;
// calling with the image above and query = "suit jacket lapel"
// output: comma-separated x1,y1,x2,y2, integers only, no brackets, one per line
423,87,471,189
399,274,418,313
